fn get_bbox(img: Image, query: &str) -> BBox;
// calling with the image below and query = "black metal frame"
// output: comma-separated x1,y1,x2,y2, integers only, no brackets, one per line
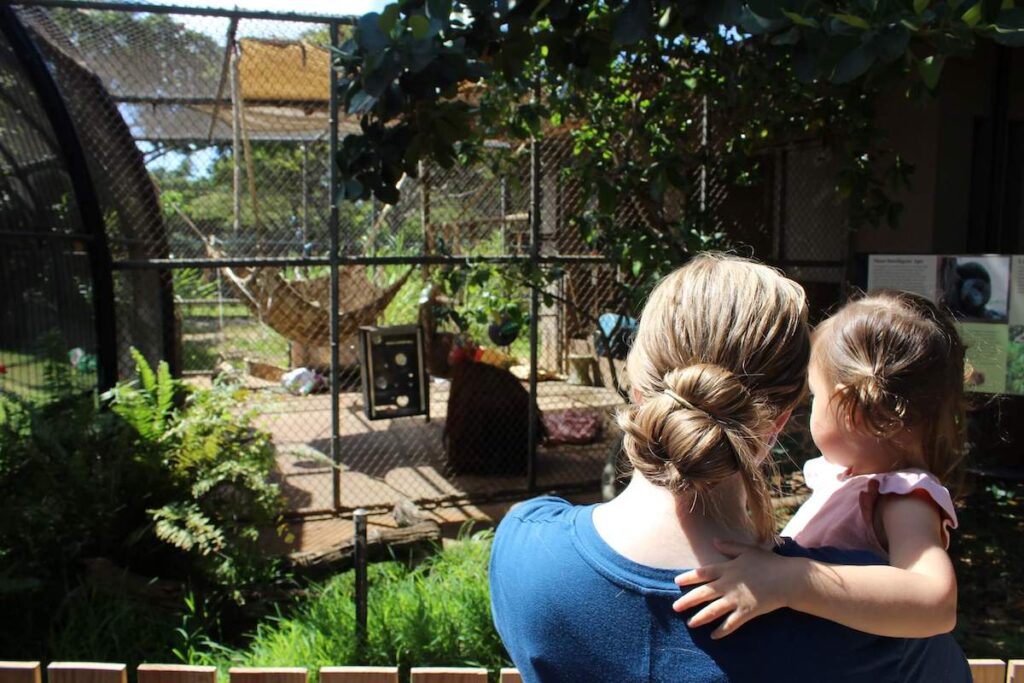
1,5,118,391
17,0,357,24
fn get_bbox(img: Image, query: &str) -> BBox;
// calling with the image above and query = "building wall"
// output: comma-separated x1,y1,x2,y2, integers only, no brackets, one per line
854,44,1024,257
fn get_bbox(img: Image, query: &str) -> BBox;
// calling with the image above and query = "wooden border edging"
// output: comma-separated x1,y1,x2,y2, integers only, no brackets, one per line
229,669,307,683
408,669,488,683
498,669,522,683
319,667,399,683
971,659,1008,683
137,665,217,683
47,663,126,683
0,662,41,683
3,659,1024,683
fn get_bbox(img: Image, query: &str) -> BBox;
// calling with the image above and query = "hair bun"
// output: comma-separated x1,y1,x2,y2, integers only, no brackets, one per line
842,370,907,436
618,363,772,495
662,364,762,431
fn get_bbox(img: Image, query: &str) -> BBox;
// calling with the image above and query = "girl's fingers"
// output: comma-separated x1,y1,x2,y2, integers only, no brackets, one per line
686,598,734,629
711,611,749,640
672,584,720,613
712,538,761,557
675,564,721,586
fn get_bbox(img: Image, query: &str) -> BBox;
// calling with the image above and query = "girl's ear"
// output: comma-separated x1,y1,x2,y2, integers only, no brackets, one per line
631,387,643,405
832,383,854,426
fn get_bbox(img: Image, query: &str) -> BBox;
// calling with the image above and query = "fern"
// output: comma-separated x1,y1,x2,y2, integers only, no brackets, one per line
155,359,174,433
151,502,225,555
132,347,157,395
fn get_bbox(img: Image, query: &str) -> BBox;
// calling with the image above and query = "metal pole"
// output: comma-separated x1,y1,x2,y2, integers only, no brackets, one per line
230,44,242,234
527,109,541,494
207,18,238,143
353,508,369,652
301,142,309,247
329,21,342,512
111,254,615,270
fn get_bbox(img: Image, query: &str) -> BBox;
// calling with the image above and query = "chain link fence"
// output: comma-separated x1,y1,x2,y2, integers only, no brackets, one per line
4,1,638,517
2,0,851,517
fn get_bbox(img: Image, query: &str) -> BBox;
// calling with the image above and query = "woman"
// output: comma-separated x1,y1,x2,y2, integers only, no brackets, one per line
489,254,969,682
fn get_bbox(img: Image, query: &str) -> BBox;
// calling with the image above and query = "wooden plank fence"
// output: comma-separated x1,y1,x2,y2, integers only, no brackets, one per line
3,660,1023,683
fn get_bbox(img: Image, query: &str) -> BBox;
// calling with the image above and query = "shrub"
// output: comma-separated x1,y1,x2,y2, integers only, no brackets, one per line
0,349,283,658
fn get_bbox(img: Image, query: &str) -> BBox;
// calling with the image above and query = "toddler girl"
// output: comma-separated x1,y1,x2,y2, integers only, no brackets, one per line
673,290,967,639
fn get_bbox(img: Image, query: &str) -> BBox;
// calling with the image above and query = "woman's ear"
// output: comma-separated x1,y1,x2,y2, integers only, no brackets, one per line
631,387,643,405
772,408,793,434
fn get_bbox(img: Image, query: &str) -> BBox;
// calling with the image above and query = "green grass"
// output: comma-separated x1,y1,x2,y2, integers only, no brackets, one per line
0,349,96,403
195,532,508,681
181,318,291,373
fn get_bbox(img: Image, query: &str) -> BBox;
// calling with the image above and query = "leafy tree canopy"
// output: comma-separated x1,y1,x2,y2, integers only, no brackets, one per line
334,0,1023,279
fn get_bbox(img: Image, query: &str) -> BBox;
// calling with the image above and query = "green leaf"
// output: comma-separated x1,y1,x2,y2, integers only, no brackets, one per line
914,0,930,14
831,42,876,83
658,6,673,28
962,2,982,26
410,15,432,39
155,360,173,431
832,13,870,29
379,4,400,34
357,12,390,52
771,26,801,45
348,90,378,114
873,27,910,64
131,347,156,394
919,54,945,89
782,10,819,27
989,25,1024,45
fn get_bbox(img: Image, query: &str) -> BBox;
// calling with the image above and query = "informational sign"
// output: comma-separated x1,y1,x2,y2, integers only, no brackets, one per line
867,254,1016,395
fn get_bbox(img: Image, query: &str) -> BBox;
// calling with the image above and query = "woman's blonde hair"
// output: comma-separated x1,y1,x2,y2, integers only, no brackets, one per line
812,290,967,492
617,253,810,541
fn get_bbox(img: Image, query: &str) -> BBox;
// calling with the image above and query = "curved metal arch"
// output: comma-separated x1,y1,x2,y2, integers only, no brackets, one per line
0,5,117,391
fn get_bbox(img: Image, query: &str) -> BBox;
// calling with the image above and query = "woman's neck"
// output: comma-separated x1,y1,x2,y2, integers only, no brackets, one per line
591,471,762,570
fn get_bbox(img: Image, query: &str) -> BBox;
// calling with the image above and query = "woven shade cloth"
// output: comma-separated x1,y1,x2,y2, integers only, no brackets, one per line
237,38,329,102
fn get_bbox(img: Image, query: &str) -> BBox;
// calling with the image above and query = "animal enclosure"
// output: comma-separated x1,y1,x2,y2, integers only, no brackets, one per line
0,0,643,516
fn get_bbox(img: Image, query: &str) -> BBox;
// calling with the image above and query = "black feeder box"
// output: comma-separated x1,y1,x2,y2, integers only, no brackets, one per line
358,324,428,421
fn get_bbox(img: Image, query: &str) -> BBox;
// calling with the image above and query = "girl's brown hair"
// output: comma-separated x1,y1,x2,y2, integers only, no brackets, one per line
812,290,967,491
617,253,811,541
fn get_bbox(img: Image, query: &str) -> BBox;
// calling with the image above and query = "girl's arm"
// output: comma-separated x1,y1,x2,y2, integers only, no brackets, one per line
672,494,957,639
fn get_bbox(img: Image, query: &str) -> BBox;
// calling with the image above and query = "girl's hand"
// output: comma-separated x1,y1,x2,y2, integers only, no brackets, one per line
672,539,798,639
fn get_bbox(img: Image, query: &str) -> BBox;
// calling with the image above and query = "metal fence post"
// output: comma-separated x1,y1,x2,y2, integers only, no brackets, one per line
527,130,541,494
353,508,369,652
329,20,342,511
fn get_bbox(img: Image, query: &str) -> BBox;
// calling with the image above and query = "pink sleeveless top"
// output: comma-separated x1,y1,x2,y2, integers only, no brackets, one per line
781,456,958,558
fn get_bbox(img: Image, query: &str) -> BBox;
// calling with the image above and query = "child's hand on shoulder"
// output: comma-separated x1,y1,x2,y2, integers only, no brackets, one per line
672,539,800,639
